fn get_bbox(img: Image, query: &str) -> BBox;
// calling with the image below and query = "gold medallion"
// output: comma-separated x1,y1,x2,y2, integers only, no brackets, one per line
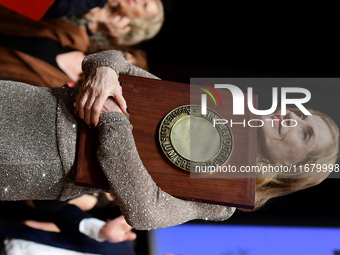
159,105,233,171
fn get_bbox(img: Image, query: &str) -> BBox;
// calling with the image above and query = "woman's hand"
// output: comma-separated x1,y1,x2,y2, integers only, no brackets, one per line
76,66,127,126
98,215,136,243
85,6,131,37
100,15,131,37
101,97,123,114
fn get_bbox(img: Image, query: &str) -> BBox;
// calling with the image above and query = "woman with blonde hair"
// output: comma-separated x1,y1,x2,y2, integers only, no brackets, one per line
250,108,340,211
0,51,338,230
82,0,164,47
109,0,164,45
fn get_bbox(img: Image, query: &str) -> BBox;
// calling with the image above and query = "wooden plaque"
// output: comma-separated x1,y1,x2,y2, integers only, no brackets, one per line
76,75,257,209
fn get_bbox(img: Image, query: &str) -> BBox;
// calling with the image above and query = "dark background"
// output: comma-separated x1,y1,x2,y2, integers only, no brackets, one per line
134,1,340,253
138,0,340,231
144,1,340,82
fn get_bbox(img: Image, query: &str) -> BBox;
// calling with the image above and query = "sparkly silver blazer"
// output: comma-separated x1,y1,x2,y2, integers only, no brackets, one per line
0,51,235,230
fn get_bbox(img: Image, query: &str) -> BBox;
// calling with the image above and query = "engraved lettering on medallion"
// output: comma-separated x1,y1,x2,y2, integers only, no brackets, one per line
159,105,233,172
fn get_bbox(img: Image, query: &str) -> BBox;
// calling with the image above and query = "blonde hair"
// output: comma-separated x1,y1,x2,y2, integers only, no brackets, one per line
248,109,339,211
114,0,164,45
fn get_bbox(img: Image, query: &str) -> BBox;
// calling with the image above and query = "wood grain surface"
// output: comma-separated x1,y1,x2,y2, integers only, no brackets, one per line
76,75,257,209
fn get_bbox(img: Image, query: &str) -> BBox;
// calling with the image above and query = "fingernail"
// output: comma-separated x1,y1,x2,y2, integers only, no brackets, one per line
120,82,123,87
126,108,130,113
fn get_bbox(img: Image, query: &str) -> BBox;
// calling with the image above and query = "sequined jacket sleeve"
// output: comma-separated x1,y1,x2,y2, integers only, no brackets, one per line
82,50,159,80
97,112,235,230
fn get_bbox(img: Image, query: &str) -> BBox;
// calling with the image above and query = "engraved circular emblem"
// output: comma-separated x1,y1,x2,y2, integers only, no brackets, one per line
159,105,233,171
